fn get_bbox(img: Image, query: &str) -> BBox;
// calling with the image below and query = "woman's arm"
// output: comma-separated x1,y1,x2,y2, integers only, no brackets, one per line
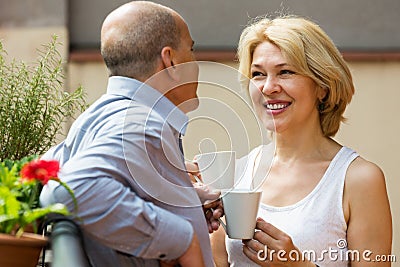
210,224,229,267
345,157,392,266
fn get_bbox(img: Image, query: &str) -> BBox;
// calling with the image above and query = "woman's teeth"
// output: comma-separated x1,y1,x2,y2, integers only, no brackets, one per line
266,103,287,110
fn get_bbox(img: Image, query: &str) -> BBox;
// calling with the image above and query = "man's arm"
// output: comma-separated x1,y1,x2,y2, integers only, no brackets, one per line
41,171,195,261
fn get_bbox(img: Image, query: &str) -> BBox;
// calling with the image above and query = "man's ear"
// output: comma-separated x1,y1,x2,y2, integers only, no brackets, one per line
161,46,179,81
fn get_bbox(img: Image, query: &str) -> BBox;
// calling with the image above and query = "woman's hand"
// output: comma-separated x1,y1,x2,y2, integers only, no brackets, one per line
242,218,315,267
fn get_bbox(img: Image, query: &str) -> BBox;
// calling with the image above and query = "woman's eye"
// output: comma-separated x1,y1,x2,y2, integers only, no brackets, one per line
251,71,264,78
279,69,295,75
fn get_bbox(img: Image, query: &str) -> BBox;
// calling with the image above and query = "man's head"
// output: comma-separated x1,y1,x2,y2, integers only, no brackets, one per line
101,1,179,80
101,1,198,113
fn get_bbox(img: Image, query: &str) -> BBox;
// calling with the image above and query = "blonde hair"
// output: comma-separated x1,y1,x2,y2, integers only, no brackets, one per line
237,16,355,137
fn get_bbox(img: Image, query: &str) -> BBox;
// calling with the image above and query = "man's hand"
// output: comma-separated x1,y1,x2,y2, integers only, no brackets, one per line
186,161,224,233
204,200,224,233
193,182,224,233
193,181,220,204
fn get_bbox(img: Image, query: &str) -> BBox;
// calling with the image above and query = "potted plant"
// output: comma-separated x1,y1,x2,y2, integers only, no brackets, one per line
0,35,86,161
0,156,77,267
0,35,85,267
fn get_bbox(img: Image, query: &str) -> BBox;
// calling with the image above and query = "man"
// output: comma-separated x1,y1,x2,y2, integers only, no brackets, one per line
40,1,219,266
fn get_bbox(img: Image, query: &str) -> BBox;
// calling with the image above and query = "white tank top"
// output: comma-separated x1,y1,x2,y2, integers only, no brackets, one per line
226,145,358,267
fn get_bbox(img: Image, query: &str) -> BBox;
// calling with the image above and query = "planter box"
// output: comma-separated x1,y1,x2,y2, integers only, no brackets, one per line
0,233,48,267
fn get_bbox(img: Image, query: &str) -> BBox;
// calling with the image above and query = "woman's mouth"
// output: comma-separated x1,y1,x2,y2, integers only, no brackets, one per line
264,101,291,115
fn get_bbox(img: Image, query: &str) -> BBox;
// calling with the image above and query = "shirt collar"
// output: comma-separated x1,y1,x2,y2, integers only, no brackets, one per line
106,76,188,135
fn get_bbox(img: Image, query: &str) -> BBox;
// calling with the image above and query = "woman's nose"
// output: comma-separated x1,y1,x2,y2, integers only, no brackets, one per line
260,76,281,95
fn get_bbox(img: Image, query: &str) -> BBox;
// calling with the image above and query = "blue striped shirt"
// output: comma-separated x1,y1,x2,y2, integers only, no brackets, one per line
40,76,213,267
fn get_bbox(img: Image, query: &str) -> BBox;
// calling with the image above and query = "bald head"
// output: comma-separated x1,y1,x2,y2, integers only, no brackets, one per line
101,1,181,80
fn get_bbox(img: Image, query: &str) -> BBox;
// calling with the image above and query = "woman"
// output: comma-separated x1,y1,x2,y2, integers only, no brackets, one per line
211,16,392,267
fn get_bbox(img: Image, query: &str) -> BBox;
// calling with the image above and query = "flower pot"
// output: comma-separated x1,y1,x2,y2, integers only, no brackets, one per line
0,232,48,267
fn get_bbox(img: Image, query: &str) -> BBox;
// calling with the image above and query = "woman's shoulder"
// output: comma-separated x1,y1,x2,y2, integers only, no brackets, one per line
237,143,273,165
330,142,383,185
346,155,385,186
342,152,388,224
236,146,262,175
235,143,274,188
344,155,387,209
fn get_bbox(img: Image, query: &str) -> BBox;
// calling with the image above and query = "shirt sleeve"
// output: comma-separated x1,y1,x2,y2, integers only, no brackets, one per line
39,129,196,261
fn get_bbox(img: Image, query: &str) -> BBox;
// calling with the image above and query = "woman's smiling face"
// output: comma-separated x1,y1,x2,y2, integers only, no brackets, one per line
249,41,321,134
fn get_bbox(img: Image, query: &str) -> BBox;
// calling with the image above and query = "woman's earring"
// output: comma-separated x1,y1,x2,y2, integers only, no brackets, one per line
318,87,328,113
318,102,325,112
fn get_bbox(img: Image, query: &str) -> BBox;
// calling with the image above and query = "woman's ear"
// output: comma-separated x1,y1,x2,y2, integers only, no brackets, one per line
161,46,179,81
317,86,329,101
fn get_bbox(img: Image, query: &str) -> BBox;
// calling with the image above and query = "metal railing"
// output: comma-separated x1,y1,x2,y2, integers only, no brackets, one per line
51,219,92,267
40,215,92,267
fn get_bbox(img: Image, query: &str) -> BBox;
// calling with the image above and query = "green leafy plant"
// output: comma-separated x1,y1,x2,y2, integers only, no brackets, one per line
0,35,87,161
0,156,76,236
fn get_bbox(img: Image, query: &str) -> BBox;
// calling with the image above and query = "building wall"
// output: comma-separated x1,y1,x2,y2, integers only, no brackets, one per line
69,0,400,51
0,0,68,61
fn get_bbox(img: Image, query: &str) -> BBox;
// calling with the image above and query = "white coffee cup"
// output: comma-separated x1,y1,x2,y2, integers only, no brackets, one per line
194,151,236,190
220,189,262,239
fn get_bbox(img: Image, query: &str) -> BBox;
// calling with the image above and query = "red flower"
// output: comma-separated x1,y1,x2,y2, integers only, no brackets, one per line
20,160,60,185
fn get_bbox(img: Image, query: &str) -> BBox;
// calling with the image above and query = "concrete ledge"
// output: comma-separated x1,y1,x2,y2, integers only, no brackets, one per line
69,49,400,63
